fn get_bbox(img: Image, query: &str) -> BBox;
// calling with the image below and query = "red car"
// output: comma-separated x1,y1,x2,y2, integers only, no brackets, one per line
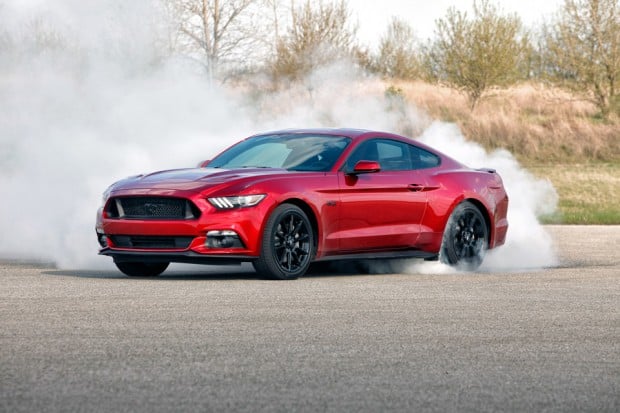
97,129,508,279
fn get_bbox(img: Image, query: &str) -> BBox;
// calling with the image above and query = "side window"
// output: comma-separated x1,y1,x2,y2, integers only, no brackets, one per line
346,139,440,171
376,140,412,171
344,140,379,170
410,145,441,169
346,138,418,171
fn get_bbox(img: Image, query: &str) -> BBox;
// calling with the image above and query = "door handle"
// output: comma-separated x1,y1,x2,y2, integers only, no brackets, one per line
408,184,439,192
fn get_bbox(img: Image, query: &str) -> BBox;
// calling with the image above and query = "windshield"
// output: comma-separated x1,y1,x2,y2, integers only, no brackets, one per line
208,134,351,172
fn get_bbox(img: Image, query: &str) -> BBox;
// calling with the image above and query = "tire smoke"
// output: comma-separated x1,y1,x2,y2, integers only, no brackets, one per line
417,123,558,272
0,1,558,272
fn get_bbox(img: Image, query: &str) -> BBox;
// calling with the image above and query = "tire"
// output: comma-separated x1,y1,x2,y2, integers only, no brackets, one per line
114,261,169,277
440,201,488,271
253,204,315,280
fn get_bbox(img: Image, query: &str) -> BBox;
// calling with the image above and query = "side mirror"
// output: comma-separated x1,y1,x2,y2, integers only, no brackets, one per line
350,160,381,174
197,159,210,168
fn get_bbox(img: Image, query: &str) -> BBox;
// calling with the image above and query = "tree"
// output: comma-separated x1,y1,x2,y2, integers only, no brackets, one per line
374,17,420,80
269,0,356,81
426,0,527,109
174,0,257,81
545,0,620,118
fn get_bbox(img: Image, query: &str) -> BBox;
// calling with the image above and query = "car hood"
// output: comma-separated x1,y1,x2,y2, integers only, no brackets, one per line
111,167,288,192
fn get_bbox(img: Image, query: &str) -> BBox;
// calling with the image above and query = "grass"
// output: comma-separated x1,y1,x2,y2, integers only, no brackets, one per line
396,81,620,164
527,163,620,224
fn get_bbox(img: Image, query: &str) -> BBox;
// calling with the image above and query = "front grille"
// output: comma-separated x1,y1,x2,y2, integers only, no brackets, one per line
106,197,200,220
110,235,194,249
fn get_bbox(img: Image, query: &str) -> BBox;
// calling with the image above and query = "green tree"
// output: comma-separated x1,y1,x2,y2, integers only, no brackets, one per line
426,0,527,109
374,17,420,80
545,0,620,118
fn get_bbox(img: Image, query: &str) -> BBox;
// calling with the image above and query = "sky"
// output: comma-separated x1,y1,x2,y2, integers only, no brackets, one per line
2,0,564,47
349,0,564,46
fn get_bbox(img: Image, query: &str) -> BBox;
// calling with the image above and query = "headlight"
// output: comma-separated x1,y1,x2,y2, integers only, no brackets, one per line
208,194,266,209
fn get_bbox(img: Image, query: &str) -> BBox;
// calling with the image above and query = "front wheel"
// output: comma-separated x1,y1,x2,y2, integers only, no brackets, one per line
253,204,315,280
114,261,169,277
440,201,488,271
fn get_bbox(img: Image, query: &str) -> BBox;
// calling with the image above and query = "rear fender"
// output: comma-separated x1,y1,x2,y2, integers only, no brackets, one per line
422,169,507,250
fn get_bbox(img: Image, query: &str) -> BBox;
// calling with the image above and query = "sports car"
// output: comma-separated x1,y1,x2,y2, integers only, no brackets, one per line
96,128,508,279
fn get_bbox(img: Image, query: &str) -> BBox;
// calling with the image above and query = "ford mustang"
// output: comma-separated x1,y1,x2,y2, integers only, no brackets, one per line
96,128,508,279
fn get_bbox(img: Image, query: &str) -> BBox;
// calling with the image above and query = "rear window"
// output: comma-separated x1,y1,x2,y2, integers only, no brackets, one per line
411,145,440,169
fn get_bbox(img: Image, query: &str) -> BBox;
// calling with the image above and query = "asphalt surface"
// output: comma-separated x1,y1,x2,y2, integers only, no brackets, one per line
1,225,618,412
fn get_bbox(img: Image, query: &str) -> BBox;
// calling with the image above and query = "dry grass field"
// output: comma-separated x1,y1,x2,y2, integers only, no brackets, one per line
528,163,620,224
400,81,619,164
394,81,619,224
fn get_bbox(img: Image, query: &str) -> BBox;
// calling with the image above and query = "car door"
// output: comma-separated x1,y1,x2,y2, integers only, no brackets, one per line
334,138,430,252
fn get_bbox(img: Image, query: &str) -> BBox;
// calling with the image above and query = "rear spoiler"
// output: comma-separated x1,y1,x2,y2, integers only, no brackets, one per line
476,168,497,174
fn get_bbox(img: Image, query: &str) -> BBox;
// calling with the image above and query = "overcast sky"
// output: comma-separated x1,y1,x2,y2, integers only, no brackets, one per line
349,0,564,46
2,0,564,49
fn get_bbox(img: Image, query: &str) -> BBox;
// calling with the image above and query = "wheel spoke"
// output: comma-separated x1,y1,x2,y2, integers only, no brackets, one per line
459,243,468,258
274,232,284,246
292,219,304,235
275,227,285,241
294,246,309,256
290,250,300,265
278,249,287,264
288,215,295,234
286,250,294,270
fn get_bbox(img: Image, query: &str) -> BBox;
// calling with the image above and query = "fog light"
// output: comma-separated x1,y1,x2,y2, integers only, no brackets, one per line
97,233,108,248
206,230,245,249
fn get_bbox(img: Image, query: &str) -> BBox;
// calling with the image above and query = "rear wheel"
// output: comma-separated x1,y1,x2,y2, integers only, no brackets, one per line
114,261,169,277
440,201,488,270
253,204,315,280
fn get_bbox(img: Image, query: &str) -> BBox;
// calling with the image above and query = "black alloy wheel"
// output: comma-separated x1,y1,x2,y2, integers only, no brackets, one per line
440,201,488,270
114,261,169,277
253,204,315,280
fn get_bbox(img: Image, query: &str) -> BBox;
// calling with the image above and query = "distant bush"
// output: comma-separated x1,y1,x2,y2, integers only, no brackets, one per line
424,0,527,110
543,0,620,119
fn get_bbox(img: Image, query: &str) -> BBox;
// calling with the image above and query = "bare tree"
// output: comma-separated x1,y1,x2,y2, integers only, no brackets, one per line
24,18,69,54
262,0,283,55
545,0,620,118
269,0,356,81
426,0,527,110
174,0,257,80
374,17,420,80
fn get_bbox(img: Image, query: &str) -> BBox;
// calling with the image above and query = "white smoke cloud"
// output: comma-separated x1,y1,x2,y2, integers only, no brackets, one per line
0,0,558,272
417,123,559,272
0,0,254,268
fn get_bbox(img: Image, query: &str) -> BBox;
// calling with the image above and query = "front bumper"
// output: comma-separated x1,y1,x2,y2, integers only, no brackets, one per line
97,189,275,261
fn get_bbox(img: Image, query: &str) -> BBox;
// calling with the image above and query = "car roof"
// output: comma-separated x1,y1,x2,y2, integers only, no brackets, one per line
252,128,405,140
249,128,465,169
252,128,447,153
